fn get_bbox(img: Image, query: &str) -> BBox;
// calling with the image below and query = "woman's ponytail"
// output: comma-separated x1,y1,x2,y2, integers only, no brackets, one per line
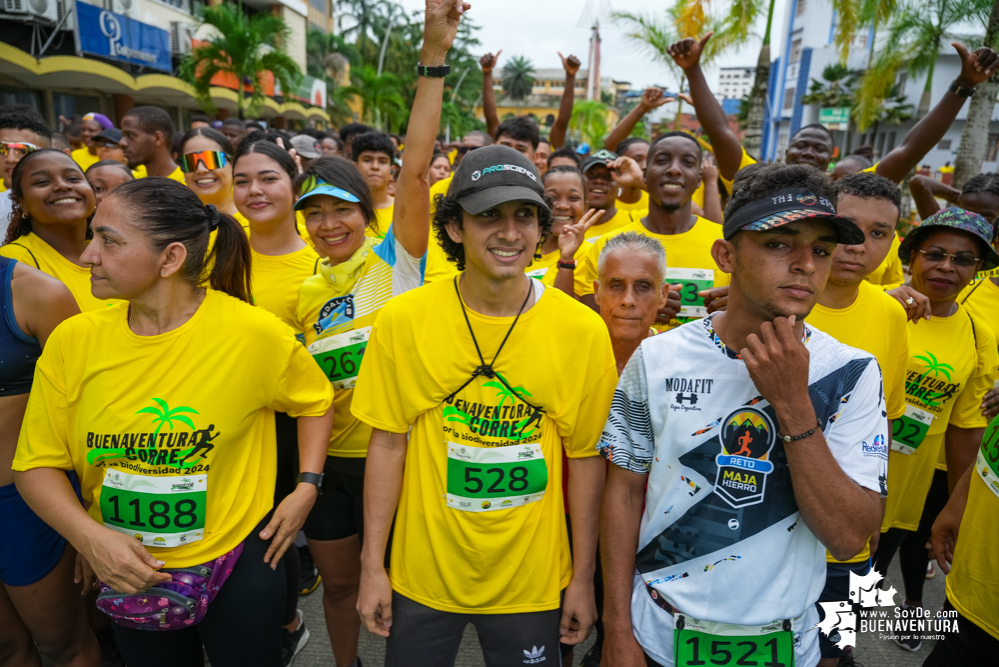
205,209,252,303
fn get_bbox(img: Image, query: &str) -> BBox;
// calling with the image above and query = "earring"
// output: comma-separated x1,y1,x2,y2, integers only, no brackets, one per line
162,271,166,276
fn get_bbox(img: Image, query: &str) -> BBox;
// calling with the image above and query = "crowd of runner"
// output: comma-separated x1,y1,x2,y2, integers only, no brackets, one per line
2,1,999,666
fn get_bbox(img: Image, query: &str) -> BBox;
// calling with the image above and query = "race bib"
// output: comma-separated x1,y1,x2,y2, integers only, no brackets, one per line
674,614,795,667
308,326,370,390
526,267,549,280
100,469,207,548
891,404,935,454
666,268,715,319
977,416,999,499
446,442,548,512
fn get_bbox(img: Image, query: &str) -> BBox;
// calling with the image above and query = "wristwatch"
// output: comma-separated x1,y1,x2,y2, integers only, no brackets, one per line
949,80,975,97
296,471,325,494
417,63,451,77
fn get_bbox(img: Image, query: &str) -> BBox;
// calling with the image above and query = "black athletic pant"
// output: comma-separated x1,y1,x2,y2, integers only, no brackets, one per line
873,469,949,601
274,411,300,627
112,513,287,667
923,599,999,666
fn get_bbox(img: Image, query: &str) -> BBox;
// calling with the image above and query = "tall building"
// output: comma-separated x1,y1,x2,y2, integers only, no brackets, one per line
761,0,999,171
717,66,754,102
0,0,329,129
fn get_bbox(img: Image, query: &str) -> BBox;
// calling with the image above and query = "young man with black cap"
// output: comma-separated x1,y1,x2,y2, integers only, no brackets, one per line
353,105,617,667
576,132,728,333
600,163,887,667
581,149,643,240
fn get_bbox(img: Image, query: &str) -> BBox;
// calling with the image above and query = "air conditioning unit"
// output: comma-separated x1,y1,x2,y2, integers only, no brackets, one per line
56,0,74,30
170,21,193,55
112,0,136,18
3,0,60,23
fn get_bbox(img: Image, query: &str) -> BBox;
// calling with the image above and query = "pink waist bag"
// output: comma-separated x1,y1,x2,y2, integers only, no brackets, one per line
96,544,243,631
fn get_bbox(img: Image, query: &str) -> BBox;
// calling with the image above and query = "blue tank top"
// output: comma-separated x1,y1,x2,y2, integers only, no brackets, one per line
0,257,41,396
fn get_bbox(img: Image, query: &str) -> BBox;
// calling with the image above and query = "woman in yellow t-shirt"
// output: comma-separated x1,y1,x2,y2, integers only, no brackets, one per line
291,64,437,666
0,149,105,311
13,178,334,666
872,209,999,631
179,128,250,234
533,165,600,294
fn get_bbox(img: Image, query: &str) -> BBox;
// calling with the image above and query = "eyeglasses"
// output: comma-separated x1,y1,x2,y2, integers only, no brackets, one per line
180,151,230,173
917,248,980,267
457,145,481,156
94,139,120,149
0,141,40,159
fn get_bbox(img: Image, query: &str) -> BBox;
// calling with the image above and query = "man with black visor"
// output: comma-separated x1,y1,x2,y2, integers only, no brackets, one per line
352,140,618,665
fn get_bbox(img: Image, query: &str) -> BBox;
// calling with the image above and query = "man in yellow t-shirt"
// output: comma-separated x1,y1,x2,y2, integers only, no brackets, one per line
926,429,999,663
576,133,729,333
352,145,617,664
581,149,641,240
119,107,183,182
352,131,395,238
804,172,910,666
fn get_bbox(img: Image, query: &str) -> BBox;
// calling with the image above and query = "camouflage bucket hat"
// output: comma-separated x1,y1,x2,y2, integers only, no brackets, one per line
899,207,999,271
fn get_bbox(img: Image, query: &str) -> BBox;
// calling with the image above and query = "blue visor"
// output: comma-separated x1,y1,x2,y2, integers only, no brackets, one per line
294,184,361,210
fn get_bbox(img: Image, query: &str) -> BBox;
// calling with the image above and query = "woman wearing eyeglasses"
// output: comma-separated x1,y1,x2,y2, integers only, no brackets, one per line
179,128,250,234
0,148,106,312
288,17,444,659
872,208,999,642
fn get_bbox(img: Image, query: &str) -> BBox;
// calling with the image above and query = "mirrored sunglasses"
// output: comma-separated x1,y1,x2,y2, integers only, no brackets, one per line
180,150,229,173
0,141,40,158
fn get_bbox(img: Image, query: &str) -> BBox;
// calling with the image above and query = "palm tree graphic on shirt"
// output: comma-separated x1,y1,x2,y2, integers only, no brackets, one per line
135,398,199,449
915,352,954,381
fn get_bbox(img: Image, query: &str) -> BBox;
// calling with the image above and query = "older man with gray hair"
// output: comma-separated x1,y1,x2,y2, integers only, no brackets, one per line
595,231,669,375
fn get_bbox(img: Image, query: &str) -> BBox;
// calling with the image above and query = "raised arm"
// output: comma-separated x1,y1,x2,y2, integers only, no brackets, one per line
392,0,468,259
908,174,951,220
604,88,671,152
480,50,501,138
876,43,999,184
549,52,581,149
667,33,746,181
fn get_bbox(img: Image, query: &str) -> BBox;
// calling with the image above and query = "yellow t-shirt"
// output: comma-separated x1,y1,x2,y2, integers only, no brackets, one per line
585,208,639,241
806,280,910,563
882,306,998,532
693,147,757,207
71,147,99,172
251,245,320,330
233,211,251,236
959,278,999,336
295,227,424,458
947,430,999,640
616,189,649,213
864,234,904,289
526,250,560,286
0,232,109,312
370,204,394,239
135,165,184,183
12,289,333,568
132,164,147,179
351,278,618,613
575,216,729,332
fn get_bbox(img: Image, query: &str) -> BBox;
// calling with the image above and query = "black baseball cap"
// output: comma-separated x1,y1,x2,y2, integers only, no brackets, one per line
723,187,864,244
95,128,122,145
449,145,549,215
581,149,618,174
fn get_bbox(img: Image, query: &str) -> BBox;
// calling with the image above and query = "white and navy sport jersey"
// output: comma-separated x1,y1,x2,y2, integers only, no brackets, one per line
599,314,888,667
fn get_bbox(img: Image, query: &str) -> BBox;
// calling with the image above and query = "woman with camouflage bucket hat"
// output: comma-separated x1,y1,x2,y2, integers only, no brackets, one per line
873,207,999,652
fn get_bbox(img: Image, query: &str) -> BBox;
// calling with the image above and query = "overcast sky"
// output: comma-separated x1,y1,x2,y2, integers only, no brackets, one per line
394,0,792,93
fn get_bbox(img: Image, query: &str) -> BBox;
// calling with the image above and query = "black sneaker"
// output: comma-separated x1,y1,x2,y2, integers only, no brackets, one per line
298,544,321,595
282,609,310,666
893,634,922,652
579,640,602,667
96,625,125,667
837,647,865,666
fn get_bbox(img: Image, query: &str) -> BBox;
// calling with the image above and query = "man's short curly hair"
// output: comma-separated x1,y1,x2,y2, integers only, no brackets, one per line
836,172,901,219
725,163,835,221
432,194,553,271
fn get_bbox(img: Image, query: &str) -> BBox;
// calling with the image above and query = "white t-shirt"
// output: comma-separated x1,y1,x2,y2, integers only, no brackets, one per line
0,190,12,227
599,315,887,666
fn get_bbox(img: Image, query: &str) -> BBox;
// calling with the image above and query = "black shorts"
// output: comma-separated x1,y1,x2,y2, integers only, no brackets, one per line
302,455,365,542
923,599,999,666
816,559,870,658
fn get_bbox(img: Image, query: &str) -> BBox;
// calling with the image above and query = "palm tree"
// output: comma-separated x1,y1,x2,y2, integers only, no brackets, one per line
336,0,387,60
342,66,405,131
954,0,999,189
307,28,359,127
179,2,301,118
861,83,913,155
570,100,611,146
135,398,199,449
501,56,535,114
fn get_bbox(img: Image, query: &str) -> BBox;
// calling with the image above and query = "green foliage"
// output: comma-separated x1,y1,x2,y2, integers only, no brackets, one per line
570,100,611,147
501,56,535,103
178,2,302,118
800,64,859,107
341,67,406,131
